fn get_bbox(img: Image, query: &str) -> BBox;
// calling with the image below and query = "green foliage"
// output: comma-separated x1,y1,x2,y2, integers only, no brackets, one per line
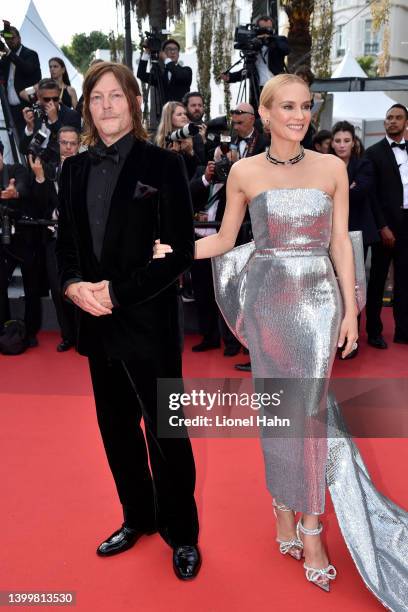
357,55,378,77
61,31,110,74
172,17,186,51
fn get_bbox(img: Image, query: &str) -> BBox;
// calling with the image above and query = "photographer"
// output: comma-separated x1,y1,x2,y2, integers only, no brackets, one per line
0,139,41,347
155,101,200,179
137,38,192,103
189,139,250,357
230,102,269,158
221,16,289,104
0,24,42,140
182,91,208,165
29,126,79,352
19,78,81,157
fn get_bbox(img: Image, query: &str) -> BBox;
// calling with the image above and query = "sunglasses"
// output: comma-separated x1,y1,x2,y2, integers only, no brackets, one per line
230,110,254,116
42,96,59,102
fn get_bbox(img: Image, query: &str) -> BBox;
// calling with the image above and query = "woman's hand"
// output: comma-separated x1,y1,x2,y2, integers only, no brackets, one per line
153,239,173,259
337,311,358,359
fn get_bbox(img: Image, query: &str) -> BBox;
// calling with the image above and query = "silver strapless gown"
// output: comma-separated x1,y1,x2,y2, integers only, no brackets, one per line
243,189,408,611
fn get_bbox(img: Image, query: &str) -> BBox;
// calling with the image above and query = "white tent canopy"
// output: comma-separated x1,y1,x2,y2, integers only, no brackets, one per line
1,0,83,161
19,0,83,91
331,50,394,122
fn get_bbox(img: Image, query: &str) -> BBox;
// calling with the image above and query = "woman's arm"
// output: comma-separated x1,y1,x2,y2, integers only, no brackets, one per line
68,86,78,110
329,157,359,356
195,160,248,259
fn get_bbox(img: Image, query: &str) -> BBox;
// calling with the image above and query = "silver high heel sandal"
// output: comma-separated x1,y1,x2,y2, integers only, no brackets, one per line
272,499,304,561
296,519,337,592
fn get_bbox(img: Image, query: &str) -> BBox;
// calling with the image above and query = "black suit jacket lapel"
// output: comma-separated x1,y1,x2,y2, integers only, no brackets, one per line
380,137,402,183
69,154,99,268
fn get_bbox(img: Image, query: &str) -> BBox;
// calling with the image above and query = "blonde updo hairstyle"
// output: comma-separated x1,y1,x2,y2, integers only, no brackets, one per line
259,74,311,130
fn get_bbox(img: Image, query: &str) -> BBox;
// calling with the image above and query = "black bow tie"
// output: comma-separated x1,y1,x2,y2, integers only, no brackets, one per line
239,136,251,144
391,141,406,150
89,144,120,164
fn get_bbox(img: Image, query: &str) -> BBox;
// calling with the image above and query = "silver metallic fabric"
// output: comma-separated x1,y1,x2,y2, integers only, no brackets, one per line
212,223,365,349
243,189,341,515
328,398,408,611
213,188,408,610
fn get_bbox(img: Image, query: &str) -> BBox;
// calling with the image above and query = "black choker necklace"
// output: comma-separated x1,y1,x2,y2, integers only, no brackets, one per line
266,146,305,165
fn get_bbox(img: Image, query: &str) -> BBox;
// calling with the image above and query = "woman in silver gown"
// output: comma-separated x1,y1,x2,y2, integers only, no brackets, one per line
154,74,408,610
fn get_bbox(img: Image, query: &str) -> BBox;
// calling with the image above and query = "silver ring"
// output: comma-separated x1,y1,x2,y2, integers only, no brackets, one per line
352,342,358,350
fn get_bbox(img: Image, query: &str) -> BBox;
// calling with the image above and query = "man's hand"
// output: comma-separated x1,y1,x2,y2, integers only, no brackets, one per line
0,178,19,200
65,281,112,316
93,281,114,310
220,73,229,83
204,161,215,183
28,155,45,182
198,124,207,143
44,100,58,124
380,226,396,249
22,107,35,131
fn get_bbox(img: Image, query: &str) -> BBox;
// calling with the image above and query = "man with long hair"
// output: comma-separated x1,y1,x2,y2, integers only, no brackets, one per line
56,62,201,580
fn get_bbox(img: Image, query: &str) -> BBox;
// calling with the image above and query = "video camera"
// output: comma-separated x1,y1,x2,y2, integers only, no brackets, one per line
234,23,276,54
143,27,170,61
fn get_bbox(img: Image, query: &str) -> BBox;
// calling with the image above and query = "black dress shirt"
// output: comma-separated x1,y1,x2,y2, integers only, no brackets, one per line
87,132,135,260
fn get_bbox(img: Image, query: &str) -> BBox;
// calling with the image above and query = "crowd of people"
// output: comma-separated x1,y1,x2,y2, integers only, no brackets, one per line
0,22,407,360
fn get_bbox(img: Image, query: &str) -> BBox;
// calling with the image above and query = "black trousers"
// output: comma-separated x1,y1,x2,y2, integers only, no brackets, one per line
0,234,42,337
88,350,199,547
191,256,241,350
45,237,76,343
366,238,408,339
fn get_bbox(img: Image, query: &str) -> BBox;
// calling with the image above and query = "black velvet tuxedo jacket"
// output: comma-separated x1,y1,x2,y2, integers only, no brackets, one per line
365,138,408,236
56,139,194,360
0,45,41,103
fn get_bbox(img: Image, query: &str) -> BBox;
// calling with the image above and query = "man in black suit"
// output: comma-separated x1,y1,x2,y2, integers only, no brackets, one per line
137,38,192,104
0,26,41,141
30,126,80,352
20,78,81,157
221,15,289,108
190,103,264,358
0,140,41,346
56,62,200,580
365,103,408,347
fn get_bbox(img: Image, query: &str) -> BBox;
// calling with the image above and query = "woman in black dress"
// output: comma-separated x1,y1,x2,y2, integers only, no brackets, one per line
49,57,78,109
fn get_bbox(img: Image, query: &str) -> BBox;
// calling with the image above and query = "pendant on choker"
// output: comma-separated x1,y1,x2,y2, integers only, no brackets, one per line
266,146,305,166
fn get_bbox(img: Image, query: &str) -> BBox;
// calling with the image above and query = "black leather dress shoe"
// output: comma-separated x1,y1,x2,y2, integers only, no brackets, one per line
57,339,73,352
173,545,201,580
223,345,241,357
234,361,251,372
192,340,220,352
394,336,408,344
367,335,388,349
96,524,156,556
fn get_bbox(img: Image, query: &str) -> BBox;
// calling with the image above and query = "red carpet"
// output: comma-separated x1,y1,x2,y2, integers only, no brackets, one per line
1,309,407,611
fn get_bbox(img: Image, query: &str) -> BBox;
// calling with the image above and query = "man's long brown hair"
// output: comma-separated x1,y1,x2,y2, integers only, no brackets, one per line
82,61,147,146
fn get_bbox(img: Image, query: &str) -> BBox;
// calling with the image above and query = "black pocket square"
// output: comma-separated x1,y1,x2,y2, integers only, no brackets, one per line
133,181,158,199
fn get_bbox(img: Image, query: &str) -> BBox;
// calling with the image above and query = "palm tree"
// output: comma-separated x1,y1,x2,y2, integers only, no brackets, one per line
281,0,314,70
119,0,199,29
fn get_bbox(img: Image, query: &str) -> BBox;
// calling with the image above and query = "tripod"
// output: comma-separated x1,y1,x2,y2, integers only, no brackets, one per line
235,51,261,110
142,54,166,129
